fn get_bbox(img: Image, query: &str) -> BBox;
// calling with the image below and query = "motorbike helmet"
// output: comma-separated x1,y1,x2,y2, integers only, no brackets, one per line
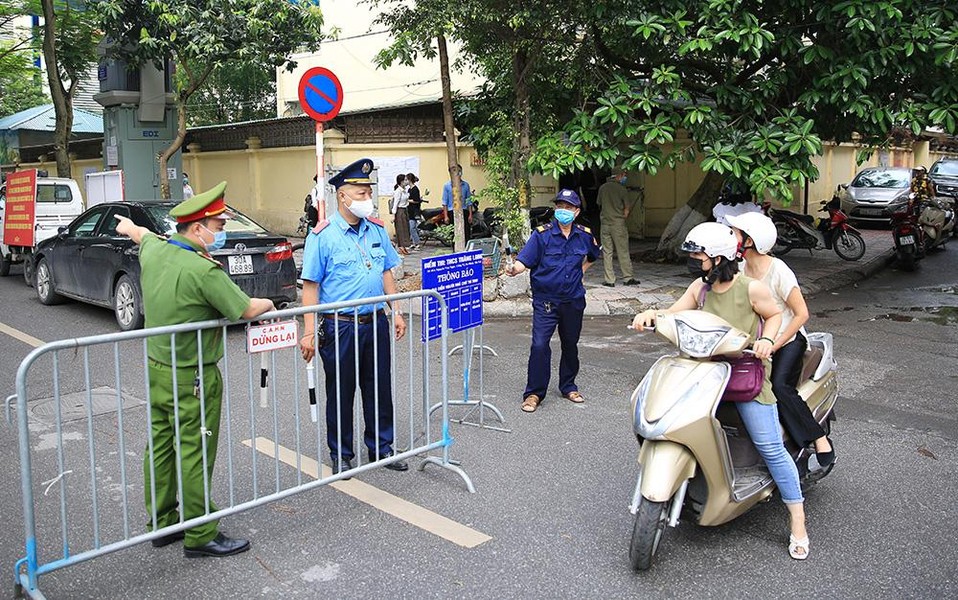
725,212,777,255
681,222,739,260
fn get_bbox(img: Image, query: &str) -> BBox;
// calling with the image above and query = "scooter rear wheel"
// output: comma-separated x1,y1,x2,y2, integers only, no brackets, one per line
629,499,669,571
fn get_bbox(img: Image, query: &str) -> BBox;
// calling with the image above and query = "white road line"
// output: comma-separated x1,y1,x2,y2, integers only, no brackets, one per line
0,321,44,348
242,437,492,549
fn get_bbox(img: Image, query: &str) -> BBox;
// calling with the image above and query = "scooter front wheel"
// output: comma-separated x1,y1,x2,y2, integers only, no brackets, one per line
629,499,669,571
833,230,866,261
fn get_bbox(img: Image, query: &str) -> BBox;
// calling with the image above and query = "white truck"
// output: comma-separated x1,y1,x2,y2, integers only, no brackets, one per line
0,170,85,284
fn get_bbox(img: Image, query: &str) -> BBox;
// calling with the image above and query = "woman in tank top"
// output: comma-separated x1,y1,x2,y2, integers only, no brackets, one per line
632,222,810,560
726,212,835,469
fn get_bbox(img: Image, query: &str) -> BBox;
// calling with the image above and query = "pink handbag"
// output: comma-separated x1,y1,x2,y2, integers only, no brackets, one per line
698,284,766,402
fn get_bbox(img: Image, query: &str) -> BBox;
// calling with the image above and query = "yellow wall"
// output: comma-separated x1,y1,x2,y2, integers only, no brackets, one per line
21,137,958,240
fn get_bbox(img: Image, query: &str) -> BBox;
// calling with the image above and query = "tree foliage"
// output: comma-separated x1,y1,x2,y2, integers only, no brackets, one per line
528,0,958,203
0,1,46,121
184,60,276,126
96,0,325,197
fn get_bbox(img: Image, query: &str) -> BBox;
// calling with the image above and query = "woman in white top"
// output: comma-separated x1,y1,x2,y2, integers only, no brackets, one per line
391,174,412,254
726,212,835,469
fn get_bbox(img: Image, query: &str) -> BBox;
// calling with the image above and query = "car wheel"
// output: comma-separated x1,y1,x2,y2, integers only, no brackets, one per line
35,258,65,305
114,274,144,331
22,256,33,287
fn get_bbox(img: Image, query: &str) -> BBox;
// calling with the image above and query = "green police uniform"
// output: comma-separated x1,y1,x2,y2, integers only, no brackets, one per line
597,179,636,285
141,183,250,546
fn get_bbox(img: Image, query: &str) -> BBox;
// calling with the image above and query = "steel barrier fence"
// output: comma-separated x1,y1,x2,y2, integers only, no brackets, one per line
7,290,473,599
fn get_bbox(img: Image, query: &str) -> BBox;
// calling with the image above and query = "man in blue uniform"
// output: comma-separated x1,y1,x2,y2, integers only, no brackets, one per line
441,164,473,241
298,158,409,475
506,189,601,413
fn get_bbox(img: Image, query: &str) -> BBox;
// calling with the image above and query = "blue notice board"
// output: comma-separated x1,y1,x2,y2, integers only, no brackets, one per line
421,250,484,341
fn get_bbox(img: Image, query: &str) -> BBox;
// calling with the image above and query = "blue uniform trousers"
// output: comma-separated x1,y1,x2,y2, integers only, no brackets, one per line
523,296,586,399
319,313,395,461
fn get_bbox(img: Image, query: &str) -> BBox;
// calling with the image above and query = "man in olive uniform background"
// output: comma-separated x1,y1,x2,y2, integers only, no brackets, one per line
115,182,275,558
597,169,639,287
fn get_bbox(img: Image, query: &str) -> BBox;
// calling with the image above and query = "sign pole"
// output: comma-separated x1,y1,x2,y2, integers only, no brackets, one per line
315,121,325,222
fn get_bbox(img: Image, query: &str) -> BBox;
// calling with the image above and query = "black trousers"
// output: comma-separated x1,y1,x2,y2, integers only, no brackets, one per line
771,332,826,448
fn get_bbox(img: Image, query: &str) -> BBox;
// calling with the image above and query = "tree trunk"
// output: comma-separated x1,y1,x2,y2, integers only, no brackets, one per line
40,0,73,178
654,171,726,260
437,35,465,252
158,99,189,200
512,45,532,240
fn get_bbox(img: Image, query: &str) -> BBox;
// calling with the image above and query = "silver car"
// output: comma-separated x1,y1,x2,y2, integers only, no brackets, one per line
839,167,912,223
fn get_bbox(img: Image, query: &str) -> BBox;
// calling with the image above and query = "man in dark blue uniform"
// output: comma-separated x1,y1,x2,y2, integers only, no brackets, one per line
506,189,601,413
298,158,409,475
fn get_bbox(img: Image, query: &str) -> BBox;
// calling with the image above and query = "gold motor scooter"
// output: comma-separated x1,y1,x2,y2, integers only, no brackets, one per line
628,310,838,570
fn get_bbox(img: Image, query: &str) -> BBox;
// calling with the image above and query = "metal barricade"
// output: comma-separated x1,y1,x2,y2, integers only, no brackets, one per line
8,290,471,599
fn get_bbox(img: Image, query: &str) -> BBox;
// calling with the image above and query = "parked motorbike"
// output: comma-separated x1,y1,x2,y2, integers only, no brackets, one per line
891,194,955,270
627,310,838,570
416,205,493,246
916,196,955,251
769,197,866,261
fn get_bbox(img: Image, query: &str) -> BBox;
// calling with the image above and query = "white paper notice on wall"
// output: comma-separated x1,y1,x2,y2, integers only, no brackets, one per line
373,156,420,196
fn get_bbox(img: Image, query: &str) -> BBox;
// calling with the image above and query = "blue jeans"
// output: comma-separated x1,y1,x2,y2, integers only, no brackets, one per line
409,220,421,244
735,400,804,504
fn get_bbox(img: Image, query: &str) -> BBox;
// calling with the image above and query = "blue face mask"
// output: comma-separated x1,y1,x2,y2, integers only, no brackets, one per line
554,208,576,225
202,224,227,252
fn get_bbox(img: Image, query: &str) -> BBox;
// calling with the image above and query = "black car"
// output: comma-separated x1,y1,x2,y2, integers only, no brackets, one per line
929,157,958,203
32,201,297,330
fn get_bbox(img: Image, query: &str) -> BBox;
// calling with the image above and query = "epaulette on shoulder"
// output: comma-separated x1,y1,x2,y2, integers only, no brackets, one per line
199,253,222,267
576,224,592,234
311,219,330,234
536,222,553,233
366,216,386,228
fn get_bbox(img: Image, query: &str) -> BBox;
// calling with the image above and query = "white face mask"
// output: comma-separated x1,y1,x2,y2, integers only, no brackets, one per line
346,198,375,219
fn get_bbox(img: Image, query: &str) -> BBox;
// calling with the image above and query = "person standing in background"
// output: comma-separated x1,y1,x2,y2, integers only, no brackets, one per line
391,174,411,255
406,173,422,249
597,169,639,287
182,173,194,199
442,164,473,242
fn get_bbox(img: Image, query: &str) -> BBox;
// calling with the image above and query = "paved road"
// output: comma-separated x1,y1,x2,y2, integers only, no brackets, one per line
0,248,955,599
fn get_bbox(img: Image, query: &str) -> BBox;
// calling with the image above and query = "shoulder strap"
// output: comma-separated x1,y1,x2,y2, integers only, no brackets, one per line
366,216,386,228
697,283,710,309
311,219,330,234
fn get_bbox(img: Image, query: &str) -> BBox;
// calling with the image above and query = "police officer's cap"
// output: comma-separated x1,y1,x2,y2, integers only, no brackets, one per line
169,181,231,223
554,188,581,208
329,158,375,188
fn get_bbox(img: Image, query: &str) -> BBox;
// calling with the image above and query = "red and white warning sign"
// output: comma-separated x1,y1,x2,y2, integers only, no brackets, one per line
247,320,299,353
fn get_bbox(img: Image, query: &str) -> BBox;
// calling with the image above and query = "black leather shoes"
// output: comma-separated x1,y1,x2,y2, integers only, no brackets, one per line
602,282,615,287
183,533,250,558
375,452,409,472
624,278,641,285
332,457,353,480
151,530,185,548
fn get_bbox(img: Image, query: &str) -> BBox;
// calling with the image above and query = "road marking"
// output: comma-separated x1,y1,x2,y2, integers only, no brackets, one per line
242,437,491,549
0,321,44,348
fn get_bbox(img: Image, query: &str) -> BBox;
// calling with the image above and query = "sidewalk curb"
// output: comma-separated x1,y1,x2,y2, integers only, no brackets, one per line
801,248,896,298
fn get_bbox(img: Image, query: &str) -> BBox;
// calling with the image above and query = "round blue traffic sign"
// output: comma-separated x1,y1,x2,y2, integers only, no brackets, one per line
297,67,344,122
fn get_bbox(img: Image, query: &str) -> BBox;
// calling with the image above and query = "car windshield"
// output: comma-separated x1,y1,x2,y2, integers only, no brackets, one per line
850,170,910,189
142,204,269,236
930,161,958,176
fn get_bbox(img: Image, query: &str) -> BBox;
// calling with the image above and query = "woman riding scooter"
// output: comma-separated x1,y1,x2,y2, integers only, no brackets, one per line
726,212,835,470
632,222,810,560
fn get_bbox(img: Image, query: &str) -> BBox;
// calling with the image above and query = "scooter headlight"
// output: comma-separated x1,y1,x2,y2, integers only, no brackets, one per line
674,320,728,358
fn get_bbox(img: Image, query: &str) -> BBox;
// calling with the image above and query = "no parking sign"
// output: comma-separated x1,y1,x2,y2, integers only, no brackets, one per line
297,66,345,224
298,67,343,122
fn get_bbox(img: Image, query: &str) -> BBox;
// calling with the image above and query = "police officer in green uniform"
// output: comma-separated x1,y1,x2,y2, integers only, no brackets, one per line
115,182,275,558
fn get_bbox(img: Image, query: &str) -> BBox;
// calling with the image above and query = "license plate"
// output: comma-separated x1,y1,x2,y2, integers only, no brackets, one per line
898,235,915,245
859,208,884,216
228,254,254,275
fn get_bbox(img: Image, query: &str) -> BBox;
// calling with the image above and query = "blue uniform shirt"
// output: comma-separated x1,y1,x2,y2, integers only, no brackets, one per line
301,211,400,313
442,180,472,210
516,221,601,302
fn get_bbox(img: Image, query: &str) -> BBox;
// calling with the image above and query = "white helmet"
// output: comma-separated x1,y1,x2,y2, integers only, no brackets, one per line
681,222,738,260
726,212,777,254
